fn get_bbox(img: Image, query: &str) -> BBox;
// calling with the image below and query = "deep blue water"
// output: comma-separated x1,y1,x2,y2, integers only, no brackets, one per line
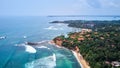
0,16,119,68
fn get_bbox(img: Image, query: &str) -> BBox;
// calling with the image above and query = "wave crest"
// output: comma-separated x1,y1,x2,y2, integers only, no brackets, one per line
44,26,63,30
15,44,36,53
37,46,50,50
25,54,56,68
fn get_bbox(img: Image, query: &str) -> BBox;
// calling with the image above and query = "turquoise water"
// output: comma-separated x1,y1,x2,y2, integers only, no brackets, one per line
0,16,119,68
0,16,80,68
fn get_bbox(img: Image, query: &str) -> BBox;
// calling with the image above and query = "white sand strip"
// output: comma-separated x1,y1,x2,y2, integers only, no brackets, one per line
72,50,83,68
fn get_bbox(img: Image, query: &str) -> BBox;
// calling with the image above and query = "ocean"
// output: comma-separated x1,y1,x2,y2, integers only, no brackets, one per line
0,16,119,68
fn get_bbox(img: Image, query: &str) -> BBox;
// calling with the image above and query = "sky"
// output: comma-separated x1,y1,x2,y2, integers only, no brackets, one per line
0,0,120,16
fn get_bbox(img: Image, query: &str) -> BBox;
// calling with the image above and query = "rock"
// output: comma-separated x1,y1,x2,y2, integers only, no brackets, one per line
25,42,38,45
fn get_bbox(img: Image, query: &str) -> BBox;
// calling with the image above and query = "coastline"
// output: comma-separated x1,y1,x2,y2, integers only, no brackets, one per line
72,50,83,68
49,40,90,68
72,50,90,68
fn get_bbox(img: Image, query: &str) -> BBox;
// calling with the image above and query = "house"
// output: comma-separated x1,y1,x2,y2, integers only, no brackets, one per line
81,29,92,34
53,37,63,46
111,61,120,67
78,36,84,41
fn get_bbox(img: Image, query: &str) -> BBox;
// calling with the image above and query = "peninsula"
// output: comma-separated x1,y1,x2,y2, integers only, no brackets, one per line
52,20,120,68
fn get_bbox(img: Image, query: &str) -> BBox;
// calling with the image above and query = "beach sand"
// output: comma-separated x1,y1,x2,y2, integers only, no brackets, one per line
72,51,90,68
50,40,90,68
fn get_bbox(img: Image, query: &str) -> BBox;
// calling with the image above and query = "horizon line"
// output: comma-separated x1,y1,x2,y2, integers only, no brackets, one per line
48,15,120,17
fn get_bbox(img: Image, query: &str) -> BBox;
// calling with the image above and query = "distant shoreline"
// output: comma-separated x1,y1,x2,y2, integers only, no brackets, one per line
48,15,120,17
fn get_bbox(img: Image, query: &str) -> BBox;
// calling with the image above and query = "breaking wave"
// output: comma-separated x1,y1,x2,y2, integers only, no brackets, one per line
44,26,63,30
56,23,65,26
15,44,36,53
25,45,36,53
37,46,50,50
35,40,51,50
37,40,49,44
25,54,56,68
15,40,51,54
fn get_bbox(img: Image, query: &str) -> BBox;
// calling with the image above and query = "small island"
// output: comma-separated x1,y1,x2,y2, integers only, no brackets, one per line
51,20,120,68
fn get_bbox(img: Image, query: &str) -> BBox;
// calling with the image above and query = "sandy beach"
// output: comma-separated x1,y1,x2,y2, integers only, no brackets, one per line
72,51,90,68
50,40,90,68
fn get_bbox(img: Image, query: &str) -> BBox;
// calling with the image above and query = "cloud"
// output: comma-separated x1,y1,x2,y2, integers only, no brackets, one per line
86,0,101,8
109,2,119,8
99,0,120,8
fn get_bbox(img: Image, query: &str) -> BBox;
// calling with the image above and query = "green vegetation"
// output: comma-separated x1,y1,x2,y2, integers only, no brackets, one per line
52,20,120,68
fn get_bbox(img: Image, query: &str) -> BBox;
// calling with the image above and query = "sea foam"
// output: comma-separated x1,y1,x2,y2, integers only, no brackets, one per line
44,26,63,30
25,45,36,53
37,46,50,50
15,44,36,54
25,54,56,68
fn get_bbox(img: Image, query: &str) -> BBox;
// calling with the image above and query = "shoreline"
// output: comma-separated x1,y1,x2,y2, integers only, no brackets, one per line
72,50,83,68
49,40,90,68
72,50,90,68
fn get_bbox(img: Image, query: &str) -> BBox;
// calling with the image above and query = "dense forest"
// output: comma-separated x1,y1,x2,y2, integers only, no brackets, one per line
52,20,120,68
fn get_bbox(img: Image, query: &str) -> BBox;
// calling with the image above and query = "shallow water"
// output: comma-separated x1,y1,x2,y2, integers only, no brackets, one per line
0,16,80,68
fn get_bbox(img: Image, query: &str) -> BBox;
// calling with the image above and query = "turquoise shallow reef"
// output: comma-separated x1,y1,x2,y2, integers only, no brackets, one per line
0,16,81,68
